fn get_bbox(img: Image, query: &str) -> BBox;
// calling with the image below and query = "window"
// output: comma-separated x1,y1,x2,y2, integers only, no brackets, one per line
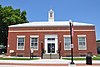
78,35,87,50
17,37,25,50
64,37,71,50
50,12,52,17
30,38,38,50
47,38,55,41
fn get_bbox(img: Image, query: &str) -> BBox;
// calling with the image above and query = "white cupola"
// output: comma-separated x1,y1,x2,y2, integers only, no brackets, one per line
48,9,54,22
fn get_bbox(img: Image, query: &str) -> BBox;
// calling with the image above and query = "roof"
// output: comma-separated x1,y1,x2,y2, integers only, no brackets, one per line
9,21,94,27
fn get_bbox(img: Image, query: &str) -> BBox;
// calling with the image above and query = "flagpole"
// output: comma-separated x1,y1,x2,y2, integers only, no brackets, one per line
69,20,75,64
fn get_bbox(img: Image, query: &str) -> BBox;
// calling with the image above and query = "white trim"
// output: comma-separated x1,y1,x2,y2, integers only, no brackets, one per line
30,35,39,38
78,35,87,50
30,36,39,50
63,35,70,37
71,30,93,31
17,37,25,50
8,21,94,28
45,35,58,38
17,35,25,38
9,30,95,32
77,35,86,37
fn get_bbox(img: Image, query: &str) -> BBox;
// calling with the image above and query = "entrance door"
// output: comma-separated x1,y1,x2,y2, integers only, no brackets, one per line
48,43,55,53
45,35,58,54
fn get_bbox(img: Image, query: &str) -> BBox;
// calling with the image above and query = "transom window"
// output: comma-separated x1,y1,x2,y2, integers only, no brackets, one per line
64,37,71,50
47,38,55,41
78,36,87,50
30,38,38,50
17,38,24,50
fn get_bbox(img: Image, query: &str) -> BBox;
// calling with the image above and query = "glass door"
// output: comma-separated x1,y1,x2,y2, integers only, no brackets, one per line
47,43,55,53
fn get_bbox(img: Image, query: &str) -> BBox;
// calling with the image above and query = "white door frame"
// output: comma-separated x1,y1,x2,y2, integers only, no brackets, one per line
44,35,58,54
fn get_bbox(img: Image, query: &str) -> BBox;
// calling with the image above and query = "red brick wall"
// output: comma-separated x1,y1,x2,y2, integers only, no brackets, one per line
7,26,97,57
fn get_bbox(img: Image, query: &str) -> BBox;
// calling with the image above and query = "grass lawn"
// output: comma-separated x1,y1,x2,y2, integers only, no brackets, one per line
63,58,85,60
93,57,100,60
63,57,100,60
0,58,39,60
63,55,100,60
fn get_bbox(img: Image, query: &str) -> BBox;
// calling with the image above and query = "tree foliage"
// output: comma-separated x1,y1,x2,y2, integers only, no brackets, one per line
0,5,28,47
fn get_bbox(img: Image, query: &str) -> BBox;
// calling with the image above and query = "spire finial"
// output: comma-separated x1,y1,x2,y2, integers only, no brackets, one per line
69,19,72,23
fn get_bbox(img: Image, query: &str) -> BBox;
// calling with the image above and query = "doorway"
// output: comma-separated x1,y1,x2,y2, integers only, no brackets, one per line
45,35,58,54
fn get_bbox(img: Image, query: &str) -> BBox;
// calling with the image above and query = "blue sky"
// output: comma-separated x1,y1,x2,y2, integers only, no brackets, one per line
0,0,100,40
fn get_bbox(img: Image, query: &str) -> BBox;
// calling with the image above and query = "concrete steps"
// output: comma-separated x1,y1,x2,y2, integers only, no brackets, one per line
43,54,59,59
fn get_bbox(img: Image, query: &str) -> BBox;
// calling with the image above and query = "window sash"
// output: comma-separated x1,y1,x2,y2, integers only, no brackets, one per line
64,37,71,50
17,37,24,50
30,38,38,50
18,46,24,50
78,37,86,50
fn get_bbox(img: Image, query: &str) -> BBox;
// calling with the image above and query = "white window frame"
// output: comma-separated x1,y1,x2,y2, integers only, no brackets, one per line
63,35,71,50
30,35,39,50
17,35,25,50
77,35,87,50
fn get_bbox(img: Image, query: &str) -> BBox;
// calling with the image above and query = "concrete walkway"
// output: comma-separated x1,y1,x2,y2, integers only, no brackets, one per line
0,59,100,67
0,59,100,64
0,66,100,67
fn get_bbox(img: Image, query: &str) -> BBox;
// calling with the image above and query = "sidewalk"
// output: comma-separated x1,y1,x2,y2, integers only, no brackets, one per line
0,59,100,67
0,65,100,67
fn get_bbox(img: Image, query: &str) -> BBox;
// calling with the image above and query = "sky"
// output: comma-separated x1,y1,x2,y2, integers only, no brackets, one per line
0,0,100,40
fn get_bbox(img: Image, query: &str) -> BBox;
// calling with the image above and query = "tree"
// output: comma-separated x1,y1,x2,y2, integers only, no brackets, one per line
0,5,28,52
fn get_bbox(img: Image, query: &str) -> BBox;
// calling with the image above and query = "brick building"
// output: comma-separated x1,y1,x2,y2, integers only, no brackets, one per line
7,9,97,58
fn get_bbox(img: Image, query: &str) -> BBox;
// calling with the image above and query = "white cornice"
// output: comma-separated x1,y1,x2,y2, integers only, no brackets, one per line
9,21,94,27
9,30,95,32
